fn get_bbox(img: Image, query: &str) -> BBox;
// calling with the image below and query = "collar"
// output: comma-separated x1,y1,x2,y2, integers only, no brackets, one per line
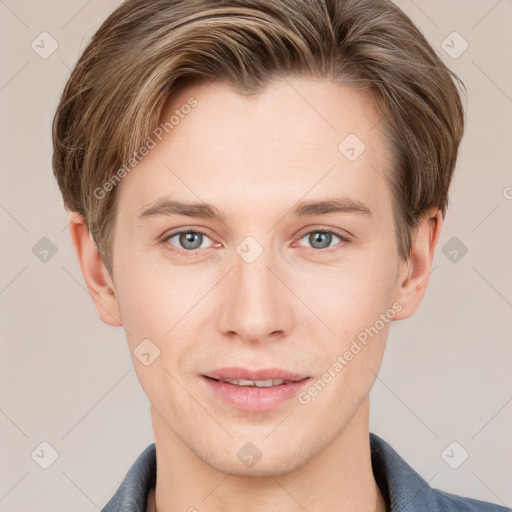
101,432,509,511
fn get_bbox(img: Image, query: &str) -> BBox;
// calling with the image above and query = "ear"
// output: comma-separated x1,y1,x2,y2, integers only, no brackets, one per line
392,207,443,321
67,211,122,327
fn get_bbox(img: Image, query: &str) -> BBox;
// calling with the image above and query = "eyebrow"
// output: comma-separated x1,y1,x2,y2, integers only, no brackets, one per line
138,196,372,222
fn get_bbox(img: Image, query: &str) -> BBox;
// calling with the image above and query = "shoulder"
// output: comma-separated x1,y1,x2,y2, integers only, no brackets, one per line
431,488,511,512
369,433,510,512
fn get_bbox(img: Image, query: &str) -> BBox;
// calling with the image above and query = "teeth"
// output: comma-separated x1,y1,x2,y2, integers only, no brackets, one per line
218,378,286,387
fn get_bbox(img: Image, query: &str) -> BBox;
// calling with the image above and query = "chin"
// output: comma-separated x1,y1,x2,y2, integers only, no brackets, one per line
209,454,306,478
195,437,311,478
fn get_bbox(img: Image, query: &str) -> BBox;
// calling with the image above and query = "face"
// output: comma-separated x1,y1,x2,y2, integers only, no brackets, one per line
109,77,406,476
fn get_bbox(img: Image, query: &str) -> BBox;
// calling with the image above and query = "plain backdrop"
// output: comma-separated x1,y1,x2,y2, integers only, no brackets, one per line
0,0,511,510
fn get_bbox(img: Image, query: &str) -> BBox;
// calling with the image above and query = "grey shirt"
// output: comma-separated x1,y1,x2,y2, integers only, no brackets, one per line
101,432,510,511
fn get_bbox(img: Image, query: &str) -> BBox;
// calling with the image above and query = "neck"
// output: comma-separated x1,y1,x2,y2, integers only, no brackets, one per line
149,396,387,512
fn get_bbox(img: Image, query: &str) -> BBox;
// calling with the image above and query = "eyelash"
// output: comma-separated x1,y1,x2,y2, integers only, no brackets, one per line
162,227,351,257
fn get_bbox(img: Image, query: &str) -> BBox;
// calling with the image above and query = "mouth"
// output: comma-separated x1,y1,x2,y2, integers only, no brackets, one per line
203,375,307,387
201,367,312,411
203,366,309,382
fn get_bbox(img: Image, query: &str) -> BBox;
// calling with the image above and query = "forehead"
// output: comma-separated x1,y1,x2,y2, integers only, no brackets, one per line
116,77,392,220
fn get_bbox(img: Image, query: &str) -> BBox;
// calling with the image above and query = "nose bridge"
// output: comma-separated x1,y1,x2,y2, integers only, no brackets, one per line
216,236,292,342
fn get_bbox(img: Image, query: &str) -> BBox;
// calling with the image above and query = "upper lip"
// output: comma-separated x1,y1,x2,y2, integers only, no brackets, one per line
204,367,309,382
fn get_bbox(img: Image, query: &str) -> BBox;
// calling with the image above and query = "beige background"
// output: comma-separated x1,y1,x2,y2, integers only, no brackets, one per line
1,0,511,510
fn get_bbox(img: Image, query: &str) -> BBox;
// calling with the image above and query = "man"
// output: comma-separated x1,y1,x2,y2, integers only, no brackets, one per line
52,0,510,510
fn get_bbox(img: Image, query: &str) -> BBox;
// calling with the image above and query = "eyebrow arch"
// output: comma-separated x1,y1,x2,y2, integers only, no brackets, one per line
138,196,372,222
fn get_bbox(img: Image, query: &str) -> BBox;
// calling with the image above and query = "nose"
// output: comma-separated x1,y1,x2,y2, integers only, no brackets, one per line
215,242,295,345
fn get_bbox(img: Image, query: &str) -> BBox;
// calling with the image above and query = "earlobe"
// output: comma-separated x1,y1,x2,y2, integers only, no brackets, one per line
393,208,443,321
67,211,123,327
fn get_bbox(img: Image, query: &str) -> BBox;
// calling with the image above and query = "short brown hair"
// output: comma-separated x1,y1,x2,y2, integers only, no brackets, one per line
52,0,466,277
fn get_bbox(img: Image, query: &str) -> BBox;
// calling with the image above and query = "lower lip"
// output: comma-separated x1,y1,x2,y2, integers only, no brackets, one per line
202,376,312,411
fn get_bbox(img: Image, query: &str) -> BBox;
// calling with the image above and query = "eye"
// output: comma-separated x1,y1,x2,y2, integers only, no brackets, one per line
162,227,350,257
297,228,349,251
164,229,215,253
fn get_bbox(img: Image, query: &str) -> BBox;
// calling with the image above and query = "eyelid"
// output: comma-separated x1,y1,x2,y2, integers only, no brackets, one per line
295,225,351,240
163,227,218,253
294,226,351,252
162,225,351,255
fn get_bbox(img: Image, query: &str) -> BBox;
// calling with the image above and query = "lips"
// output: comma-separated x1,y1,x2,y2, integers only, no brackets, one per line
202,368,312,411
203,367,309,383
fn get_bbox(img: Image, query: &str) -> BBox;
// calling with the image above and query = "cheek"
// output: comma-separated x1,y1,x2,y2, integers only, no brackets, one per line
112,261,190,410
289,246,398,404
293,247,398,335
294,256,397,415
113,247,186,335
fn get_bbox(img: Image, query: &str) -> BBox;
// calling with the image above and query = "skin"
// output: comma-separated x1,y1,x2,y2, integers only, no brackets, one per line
69,77,442,512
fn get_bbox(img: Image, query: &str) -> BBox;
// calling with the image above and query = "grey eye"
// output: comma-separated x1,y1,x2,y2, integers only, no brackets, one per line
300,231,342,250
167,231,210,251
